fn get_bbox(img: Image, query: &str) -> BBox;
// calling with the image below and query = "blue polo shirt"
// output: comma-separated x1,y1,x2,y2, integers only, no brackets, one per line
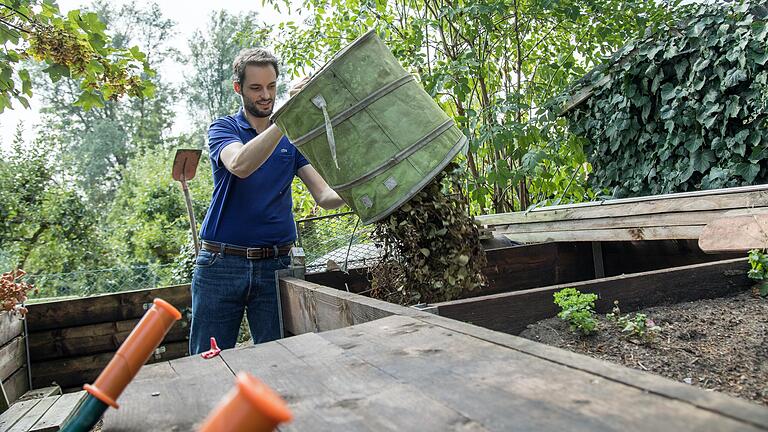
199,109,310,247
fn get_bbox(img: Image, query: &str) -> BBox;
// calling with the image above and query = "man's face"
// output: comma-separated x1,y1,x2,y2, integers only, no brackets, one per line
238,64,277,118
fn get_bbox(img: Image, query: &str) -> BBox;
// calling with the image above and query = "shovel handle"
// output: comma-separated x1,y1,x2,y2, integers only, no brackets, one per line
181,178,200,255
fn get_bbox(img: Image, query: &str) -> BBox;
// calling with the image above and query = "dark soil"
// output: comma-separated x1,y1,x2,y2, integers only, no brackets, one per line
520,290,768,406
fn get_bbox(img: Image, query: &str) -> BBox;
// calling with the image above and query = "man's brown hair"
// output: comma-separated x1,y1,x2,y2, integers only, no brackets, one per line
233,48,279,84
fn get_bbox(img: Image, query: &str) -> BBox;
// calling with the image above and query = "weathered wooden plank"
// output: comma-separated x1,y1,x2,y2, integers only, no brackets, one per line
560,74,611,115
497,225,704,242
29,391,86,432
7,395,57,432
26,284,191,332
3,367,29,404
476,185,768,226
699,214,768,252
17,386,61,402
0,397,41,431
0,336,25,382
434,258,751,335
279,278,410,335
31,340,189,390
102,356,235,432
28,317,189,362
492,208,768,234
332,314,768,431
225,332,488,432
413,312,768,430
0,312,23,348
222,336,375,432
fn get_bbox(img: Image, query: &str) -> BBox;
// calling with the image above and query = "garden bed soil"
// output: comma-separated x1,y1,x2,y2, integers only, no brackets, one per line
520,290,768,406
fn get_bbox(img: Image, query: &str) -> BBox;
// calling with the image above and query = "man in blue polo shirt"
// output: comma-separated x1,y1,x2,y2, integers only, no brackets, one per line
190,48,344,354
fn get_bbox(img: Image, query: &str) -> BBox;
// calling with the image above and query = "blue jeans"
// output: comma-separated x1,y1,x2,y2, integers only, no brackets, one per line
189,248,290,355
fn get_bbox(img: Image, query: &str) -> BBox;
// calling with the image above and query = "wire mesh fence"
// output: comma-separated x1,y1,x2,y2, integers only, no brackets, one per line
26,263,180,301
23,212,376,300
296,211,379,274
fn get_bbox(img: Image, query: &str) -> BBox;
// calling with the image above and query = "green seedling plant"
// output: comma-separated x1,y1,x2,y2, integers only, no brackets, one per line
553,288,598,336
607,300,661,343
747,249,768,297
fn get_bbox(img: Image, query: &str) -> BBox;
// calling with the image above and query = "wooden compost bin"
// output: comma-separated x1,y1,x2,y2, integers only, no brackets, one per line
0,311,28,406
25,285,192,391
97,277,768,431
21,185,764,391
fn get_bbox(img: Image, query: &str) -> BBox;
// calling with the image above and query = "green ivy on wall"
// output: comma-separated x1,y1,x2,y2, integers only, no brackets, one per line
566,2,768,197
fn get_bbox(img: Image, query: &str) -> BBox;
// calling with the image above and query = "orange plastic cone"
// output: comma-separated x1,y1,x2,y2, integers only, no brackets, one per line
198,372,292,432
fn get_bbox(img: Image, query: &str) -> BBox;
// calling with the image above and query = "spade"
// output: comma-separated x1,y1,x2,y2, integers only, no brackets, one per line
172,149,202,255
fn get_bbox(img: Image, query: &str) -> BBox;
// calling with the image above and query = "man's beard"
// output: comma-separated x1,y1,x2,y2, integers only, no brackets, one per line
244,97,273,118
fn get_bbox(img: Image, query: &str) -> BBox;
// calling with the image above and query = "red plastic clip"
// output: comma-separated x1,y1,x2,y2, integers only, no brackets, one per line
201,337,221,359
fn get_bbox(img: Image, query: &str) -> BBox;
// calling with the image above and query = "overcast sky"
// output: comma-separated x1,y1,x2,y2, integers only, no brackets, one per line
0,0,302,150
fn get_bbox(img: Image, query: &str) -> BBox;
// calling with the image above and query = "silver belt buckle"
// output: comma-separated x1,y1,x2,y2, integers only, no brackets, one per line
246,248,262,260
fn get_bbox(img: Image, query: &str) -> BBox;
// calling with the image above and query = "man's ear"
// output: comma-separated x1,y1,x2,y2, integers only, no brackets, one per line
233,81,242,94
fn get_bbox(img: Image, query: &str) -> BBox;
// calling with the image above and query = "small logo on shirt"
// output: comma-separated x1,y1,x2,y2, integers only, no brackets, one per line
280,148,288,153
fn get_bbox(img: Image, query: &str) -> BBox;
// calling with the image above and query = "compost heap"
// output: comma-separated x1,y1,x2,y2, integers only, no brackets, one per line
370,163,487,305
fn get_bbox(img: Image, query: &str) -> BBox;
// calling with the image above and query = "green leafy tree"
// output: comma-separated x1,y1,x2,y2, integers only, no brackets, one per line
105,149,212,267
0,0,154,111
34,1,177,206
265,0,683,213
0,129,106,278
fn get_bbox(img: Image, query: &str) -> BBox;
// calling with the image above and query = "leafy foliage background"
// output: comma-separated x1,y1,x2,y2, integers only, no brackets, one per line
566,2,768,197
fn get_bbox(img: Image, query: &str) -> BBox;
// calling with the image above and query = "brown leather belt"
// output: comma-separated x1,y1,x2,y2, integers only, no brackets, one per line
201,241,292,260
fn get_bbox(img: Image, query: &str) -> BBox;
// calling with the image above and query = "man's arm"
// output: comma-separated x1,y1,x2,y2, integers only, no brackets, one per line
219,124,283,178
297,165,346,209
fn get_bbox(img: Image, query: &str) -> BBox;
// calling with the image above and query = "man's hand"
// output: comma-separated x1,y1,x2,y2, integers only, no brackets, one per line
289,77,311,97
297,165,346,209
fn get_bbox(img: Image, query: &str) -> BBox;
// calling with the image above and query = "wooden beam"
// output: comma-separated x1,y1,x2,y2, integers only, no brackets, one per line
28,316,190,362
17,386,61,402
559,75,611,115
0,336,25,382
2,367,29,404
279,277,424,335
6,395,57,432
489,208,768,234
0,397,41,431
31,340,189,390
476,184,768,226
433,258,751,335
29,391,86,432
498,225,703,242
699,214,768,252
26,284,191,332
0,312,23,348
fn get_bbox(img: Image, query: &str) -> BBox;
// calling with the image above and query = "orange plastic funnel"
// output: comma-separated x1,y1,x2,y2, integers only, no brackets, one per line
198,372,292,432
84,298,181,408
